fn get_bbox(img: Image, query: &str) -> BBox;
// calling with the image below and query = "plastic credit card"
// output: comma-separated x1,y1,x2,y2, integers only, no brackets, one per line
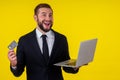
8,40,18,50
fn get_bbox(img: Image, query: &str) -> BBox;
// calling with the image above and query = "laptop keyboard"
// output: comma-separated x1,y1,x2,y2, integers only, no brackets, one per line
65,60,76,66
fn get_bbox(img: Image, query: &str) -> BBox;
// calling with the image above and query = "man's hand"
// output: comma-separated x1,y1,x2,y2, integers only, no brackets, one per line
8,50,17,67
74,63,88,70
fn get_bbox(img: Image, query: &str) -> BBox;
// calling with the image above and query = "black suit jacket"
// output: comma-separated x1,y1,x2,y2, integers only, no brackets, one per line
10,29,78,80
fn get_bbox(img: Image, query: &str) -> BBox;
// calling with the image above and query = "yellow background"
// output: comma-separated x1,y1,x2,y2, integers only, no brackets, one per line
0,0,120,80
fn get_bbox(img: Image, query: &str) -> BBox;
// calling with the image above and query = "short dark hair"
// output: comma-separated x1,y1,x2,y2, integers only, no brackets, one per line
34,3,53,15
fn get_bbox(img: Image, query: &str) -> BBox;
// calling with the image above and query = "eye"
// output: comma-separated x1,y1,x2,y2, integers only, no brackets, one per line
41,12,47,17
49,13,53,18
42,14,46,17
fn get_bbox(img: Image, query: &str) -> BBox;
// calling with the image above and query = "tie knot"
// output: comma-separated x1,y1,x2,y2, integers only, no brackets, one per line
41,35,47,39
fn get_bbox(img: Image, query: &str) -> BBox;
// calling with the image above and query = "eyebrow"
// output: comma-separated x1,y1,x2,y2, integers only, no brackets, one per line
41,12,53,15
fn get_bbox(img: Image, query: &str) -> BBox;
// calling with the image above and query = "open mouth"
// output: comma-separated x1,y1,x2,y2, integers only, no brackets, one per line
44,22,50,26
43,21,52,27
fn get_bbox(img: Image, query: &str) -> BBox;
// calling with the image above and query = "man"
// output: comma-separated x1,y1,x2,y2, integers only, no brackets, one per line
8,3,79,80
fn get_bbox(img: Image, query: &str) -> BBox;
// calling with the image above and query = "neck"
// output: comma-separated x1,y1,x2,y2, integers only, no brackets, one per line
37,26,46,34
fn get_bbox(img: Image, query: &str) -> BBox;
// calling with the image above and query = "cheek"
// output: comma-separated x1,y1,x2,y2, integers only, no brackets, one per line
37,15,44,21
51,18,53,22
37,18,43,23
39,15,45,19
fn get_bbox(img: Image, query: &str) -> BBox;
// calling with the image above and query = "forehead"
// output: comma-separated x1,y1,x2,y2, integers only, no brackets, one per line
38,8,53,14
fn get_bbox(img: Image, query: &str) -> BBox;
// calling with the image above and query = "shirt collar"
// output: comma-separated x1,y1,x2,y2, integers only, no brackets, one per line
36,28,54,38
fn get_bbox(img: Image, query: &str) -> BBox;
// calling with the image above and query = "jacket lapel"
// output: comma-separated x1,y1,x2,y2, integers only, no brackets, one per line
30,30,46,64
49,31,59,63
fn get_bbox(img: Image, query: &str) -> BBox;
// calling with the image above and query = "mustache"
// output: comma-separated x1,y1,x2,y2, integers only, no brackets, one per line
42,20,52,23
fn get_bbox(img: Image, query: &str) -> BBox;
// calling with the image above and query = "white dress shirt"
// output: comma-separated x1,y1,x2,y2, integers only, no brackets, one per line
36,28,55,56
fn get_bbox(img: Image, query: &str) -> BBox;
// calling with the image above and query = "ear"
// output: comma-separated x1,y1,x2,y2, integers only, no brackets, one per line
34,15,37,22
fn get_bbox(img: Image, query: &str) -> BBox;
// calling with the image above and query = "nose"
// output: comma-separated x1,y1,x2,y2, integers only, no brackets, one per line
45,17,50,21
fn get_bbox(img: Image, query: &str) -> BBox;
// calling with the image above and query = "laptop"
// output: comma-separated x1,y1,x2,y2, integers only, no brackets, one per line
54,38,98,68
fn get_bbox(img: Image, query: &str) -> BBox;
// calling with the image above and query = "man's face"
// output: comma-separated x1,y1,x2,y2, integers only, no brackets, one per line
34,8,53,32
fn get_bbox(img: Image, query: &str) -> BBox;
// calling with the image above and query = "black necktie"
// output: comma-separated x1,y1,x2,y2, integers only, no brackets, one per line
42,35,49,62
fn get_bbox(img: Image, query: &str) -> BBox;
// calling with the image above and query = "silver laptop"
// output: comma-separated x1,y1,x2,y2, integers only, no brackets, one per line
54,38,98,68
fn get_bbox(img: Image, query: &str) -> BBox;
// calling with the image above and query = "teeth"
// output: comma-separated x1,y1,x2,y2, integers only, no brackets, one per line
44,22,50,24
44,23,50,26
45,22,50,24
43,21,51,26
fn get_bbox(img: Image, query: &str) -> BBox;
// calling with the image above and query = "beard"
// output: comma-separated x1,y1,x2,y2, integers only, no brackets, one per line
38,20,53,32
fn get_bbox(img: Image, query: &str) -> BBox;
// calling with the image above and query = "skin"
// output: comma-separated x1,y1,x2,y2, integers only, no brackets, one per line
8,50,17,67
34,8,53,34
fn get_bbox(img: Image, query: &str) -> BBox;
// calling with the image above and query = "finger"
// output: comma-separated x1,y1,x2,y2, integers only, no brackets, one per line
83,63,88,66
9,56,17,63
74,67,79,71
10,54,16,58
8,51,15,55
11,56,17,61
8,51,16,56
8,53,15,58
8,49,14,53
8,53,16,61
